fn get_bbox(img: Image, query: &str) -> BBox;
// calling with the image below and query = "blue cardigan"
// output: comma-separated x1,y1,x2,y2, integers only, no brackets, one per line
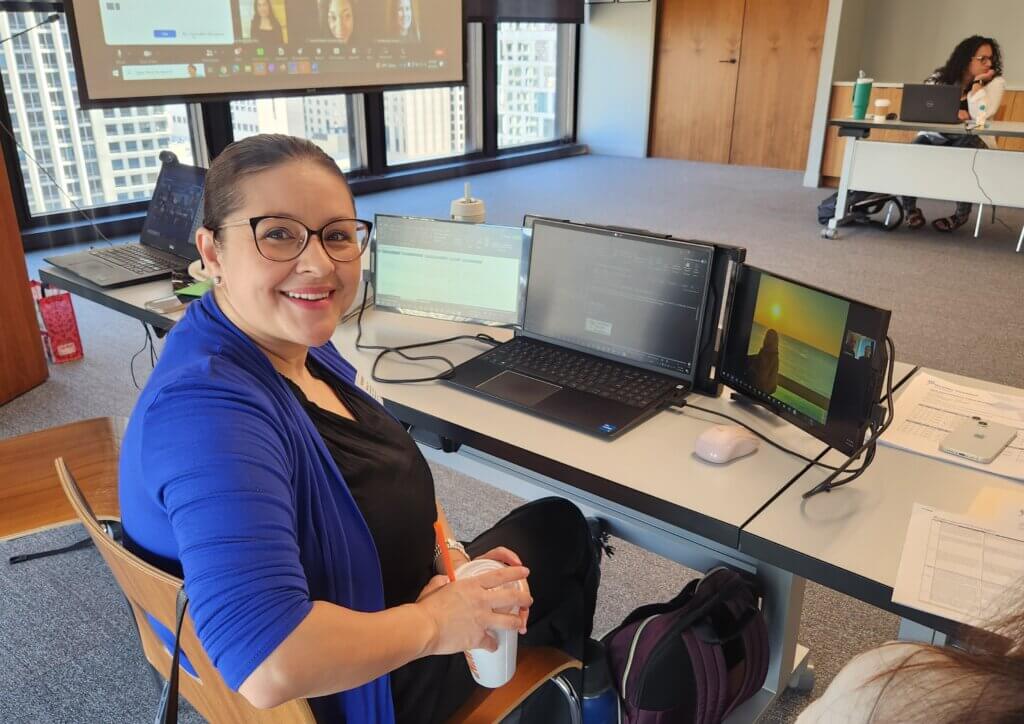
119,292,395,723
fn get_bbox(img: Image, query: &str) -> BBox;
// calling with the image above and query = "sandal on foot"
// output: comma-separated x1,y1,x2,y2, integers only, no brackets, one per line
932,213,970,233
906,208,925,229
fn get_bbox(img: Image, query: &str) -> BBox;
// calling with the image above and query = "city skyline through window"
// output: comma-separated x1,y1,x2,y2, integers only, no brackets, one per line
0,12,195,217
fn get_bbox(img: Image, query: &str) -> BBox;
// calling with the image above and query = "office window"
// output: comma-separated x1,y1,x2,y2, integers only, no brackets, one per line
128,157,140,169
383,24,481,167
122,123,136,134
125,140,138,152
497,23,575,149
229,93,365,172
384,87,473,166
130,174,143,185
114,176,127,188
111,159,124,170
0,11,196,217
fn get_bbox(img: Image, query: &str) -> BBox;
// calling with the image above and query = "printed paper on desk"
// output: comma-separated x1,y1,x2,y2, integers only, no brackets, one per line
880,372,1024,481
892,504,1024,626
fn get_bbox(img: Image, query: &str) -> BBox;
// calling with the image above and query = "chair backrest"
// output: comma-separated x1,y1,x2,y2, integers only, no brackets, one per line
55,457,315,724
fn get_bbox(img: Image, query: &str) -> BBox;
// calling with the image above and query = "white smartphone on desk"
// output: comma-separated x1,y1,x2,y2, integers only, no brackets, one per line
940,418,1017,464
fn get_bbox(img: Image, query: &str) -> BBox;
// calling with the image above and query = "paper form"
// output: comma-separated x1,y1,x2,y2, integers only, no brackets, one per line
892,504,1024,625
880,372,1024,481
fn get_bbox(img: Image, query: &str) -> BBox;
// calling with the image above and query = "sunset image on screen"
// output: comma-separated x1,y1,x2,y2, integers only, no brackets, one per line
745,274,850,424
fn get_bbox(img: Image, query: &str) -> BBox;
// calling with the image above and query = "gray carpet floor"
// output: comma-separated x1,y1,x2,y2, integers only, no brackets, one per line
3,155,1022,722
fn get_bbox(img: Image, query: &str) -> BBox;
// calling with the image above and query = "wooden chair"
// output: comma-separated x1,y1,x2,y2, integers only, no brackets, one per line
55,457,583,724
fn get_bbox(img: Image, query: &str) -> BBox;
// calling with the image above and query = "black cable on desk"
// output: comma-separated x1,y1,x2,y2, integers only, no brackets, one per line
683,337,897,480
354,280,500,384
801,336,897,498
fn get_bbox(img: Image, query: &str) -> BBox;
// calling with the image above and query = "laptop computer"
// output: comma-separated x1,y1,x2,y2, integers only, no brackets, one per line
445,219,717,439
45,161,206,288
900,83,962,124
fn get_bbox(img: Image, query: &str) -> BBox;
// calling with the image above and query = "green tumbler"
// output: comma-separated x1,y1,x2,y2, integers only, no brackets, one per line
851,73,873,120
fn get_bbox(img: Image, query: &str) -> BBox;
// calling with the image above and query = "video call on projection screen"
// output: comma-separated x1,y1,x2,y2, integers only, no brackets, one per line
66,0,464,105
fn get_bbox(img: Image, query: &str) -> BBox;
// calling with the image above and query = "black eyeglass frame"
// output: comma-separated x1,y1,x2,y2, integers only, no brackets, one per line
212,215,374,262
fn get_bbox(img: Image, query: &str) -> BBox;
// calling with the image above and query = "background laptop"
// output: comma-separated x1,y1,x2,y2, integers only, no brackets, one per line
900,84,962,124
446,220,717,438
45,161,205,288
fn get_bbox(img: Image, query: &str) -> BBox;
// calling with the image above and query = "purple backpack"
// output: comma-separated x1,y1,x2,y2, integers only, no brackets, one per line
602,567,769,724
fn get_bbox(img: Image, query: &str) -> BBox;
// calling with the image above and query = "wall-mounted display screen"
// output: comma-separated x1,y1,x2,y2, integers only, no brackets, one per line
66,0,464,105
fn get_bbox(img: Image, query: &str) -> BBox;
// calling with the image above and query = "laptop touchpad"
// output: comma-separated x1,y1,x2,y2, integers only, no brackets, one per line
478,371,561,406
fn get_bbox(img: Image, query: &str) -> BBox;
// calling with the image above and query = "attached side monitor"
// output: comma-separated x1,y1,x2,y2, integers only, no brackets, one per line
141,160,206,262
523,219,716,383
371,214,528,326
718,266,891,455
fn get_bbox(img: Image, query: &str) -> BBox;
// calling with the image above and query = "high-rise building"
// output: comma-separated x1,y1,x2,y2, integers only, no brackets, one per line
498,23,558,148
384,87,466,165
231,95,353,169
0,12,191,216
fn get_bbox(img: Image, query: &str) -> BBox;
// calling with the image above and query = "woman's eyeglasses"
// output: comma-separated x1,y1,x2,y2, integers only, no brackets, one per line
214,216,372,263
973,55,994,65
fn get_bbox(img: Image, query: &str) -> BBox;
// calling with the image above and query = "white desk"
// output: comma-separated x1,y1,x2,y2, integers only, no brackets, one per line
741,367,1024,640
39,265,183,331
825,118,1024,251
332,309,919,718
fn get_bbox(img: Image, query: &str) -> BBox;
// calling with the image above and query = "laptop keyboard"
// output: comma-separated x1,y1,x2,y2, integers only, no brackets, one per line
89,244,184,275
482,338,679,408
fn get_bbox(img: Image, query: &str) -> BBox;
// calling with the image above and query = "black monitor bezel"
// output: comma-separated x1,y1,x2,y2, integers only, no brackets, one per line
521,219,717,384
717,265,891,455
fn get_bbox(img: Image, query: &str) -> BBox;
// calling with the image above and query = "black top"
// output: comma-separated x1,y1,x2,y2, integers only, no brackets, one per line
285,357,437,609
286,358,474,723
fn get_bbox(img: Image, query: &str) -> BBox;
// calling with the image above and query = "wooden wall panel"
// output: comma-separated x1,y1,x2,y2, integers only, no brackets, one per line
0,143,47,405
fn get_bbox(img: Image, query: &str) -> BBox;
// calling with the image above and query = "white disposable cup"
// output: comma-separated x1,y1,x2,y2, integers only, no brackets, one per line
454,559,524,688
873,98,891,123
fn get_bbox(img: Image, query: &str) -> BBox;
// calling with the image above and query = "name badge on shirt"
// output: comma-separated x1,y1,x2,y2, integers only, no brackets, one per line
355,370,384,405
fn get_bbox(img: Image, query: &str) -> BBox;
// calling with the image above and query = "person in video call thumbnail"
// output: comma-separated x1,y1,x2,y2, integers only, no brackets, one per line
250,0,285,46
747,328,780,395
388,0,419,42
324,0,354,43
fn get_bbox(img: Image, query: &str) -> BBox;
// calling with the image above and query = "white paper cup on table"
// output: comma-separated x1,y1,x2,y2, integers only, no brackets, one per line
873,98,891,122
455,559,524,688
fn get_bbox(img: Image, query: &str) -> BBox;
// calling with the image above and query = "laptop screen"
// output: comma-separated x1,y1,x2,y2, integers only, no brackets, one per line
140,162,206,261
523,220,715,381
372,214,527,326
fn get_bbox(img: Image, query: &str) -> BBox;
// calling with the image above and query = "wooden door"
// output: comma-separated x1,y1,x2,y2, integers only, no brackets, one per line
729,0,829,170
649,0,746,163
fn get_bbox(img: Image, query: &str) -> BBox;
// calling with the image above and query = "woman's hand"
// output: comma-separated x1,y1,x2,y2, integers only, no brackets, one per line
472,547,531,634
414,566,533,655
973,70,996,87
958,109,971,121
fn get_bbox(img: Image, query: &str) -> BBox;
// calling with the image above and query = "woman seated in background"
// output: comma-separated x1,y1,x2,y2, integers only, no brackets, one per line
797,597,1024,722
118,134,600,723
903,35,1006,233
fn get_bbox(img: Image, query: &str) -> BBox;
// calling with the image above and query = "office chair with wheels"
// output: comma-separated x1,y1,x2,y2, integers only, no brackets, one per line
55,457,582,724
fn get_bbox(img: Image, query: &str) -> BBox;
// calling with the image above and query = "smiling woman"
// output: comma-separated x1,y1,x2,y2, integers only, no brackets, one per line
116,134,600,723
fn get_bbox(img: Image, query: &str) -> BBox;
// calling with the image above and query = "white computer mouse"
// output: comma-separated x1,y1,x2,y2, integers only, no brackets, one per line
694,425,760,464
